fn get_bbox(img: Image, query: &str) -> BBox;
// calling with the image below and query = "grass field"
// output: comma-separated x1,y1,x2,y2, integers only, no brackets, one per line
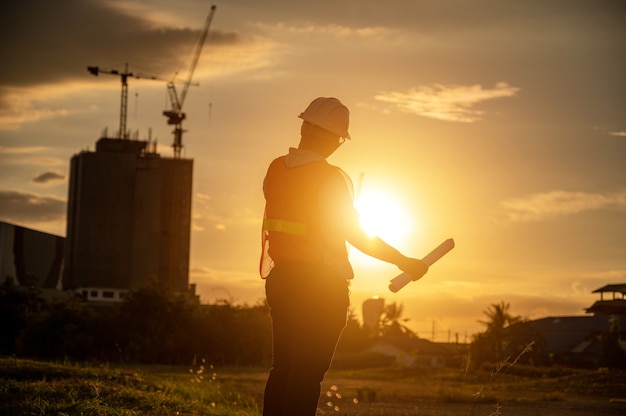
1,357,626,415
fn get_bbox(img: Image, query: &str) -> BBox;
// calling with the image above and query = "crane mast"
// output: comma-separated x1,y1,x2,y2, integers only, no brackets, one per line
88,63,163,139
163,4,217,158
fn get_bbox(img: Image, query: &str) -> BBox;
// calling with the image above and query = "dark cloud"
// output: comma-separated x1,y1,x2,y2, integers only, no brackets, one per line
228,0,624,39
0,190,66,223
0,0,240,88
32,171,66,184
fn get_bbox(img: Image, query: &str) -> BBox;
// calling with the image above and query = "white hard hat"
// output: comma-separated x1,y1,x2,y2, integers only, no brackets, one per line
298,97,351,139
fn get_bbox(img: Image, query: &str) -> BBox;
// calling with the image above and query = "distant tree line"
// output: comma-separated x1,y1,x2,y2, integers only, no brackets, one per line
2,280,624,369
0,279,272,366
0,279,419,367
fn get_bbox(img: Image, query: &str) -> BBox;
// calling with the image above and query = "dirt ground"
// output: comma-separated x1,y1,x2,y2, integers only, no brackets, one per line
314,375,626,416
318,401,626,416
223,367,626,416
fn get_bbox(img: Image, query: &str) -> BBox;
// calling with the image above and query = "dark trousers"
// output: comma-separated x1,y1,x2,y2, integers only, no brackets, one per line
262,262,349,416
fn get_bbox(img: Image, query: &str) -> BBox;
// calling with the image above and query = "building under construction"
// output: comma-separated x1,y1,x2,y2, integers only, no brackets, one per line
62,137,193,301
65,5,216,302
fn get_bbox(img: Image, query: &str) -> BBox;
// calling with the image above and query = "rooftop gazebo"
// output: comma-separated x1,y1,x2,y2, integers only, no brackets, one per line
585,284,626,315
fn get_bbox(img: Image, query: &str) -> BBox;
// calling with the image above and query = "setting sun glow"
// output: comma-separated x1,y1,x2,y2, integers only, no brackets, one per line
355,189,413,245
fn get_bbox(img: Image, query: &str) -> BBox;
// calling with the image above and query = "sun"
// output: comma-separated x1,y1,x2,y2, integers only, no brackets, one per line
354,188,413,245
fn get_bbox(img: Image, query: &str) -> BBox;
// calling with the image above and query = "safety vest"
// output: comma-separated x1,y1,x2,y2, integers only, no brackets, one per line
260,156,351,278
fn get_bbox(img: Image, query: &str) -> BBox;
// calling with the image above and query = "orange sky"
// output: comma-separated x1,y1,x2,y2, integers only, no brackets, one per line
1,0,625,338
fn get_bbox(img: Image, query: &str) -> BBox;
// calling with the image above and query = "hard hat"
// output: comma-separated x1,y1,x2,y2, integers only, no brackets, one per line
298,97,351,139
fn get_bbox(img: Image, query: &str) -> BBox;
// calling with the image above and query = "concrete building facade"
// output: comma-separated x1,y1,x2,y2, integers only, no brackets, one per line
0,221,64,289
63,137,193,296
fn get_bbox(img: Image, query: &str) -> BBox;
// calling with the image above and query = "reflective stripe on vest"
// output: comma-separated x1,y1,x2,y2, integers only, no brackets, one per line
262,218,306,236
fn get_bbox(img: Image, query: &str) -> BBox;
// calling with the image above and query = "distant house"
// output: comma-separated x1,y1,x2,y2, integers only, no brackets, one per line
525,284,626,367
364,335,467,368
528,315,625,367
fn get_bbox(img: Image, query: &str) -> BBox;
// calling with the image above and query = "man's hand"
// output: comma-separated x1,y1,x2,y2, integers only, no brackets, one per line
397,257,429,280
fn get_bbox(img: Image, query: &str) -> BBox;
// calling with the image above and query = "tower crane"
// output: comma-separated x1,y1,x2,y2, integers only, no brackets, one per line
163,4,217,158
87,64,165,139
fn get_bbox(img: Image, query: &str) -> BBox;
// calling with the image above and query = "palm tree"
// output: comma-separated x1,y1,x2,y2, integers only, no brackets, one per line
478,301,522,360
381,302,416,338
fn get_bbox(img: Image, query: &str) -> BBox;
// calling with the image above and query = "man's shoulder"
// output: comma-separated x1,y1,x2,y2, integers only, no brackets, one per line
320,165,353,200
282,148,325,167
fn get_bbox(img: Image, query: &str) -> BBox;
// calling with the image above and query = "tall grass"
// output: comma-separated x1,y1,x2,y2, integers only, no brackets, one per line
0,358,260,415
468,342,535,416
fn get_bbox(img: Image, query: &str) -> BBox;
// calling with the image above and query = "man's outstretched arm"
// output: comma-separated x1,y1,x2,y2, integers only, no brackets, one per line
320,170,428,277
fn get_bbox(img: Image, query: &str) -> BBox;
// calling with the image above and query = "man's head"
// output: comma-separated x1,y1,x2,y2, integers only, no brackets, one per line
297,97,350,158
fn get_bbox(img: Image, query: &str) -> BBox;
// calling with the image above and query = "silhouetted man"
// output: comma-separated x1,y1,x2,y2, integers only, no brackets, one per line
260,97,428,415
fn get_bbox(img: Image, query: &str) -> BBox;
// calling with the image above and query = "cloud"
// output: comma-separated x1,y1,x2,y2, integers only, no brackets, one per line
0,145,64,168
0,0,240,89
374,82,520,122
499,189,626,223
192,192,229,231
192,192,259,232
0,1,255,130
32,171,66,184
0,85,76,130
0,190,66,223
255,21,392,39
189,266,214,276
0,145,48,154
610,131,626,137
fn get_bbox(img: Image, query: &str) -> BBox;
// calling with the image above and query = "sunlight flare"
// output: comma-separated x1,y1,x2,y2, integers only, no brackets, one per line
355,188,413,245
